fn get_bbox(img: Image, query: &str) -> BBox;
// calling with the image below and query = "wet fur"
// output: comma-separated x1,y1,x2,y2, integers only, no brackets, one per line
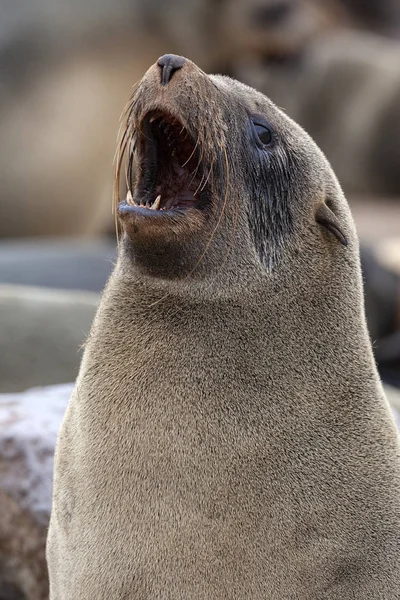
47,58,400,598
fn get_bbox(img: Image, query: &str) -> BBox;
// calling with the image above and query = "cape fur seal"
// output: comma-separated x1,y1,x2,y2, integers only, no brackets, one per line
47,55,400,598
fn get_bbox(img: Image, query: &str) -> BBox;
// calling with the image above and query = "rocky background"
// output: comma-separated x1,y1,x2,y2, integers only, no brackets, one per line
1,0,400,598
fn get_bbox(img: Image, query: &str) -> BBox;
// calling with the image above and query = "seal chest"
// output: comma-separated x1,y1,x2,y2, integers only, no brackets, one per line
47,54,400,599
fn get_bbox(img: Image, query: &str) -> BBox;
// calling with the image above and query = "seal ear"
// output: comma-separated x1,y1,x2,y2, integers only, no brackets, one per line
316,202,348,246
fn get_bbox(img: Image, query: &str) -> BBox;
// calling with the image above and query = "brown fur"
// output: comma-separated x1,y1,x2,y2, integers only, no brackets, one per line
47,57,400,598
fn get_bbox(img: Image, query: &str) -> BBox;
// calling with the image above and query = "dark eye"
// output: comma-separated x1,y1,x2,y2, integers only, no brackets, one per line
253,122,273,146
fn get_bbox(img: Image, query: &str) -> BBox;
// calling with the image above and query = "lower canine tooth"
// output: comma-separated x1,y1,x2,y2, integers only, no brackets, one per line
126,190,133,205
153,195,162,210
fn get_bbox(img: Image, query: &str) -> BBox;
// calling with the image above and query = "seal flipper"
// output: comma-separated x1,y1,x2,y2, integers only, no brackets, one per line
316,202,348,246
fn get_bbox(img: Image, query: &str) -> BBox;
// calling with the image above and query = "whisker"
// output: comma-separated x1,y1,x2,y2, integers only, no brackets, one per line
181,136,200,169
188,144,204,190
195,166,212,196
189,143,230,270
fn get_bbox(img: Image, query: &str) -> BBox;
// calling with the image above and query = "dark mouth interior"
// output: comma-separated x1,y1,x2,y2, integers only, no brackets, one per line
131,112,204,212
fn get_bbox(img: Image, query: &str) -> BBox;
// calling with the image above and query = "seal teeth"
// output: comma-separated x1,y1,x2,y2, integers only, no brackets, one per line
153,195,162,210
126,190,134,205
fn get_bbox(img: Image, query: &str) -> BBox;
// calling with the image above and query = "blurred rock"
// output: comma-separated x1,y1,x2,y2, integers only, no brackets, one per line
0,285,98,392
349,198,400,244
362,249,399,344
386,384,400,414
0,383,72,600
0,237,116,290
361,249,400,387
375,237,400,275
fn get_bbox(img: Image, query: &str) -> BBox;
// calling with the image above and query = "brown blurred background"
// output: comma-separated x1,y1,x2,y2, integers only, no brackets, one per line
0,3,400,597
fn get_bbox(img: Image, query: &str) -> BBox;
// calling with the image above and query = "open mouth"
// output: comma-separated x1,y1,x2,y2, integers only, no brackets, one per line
121,112,207,214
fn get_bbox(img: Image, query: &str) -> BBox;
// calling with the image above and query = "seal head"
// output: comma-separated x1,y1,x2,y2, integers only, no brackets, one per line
116,54,348,278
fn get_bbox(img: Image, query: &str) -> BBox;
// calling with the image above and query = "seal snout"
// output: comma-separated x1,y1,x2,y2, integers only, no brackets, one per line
118,108,208,225
157,54,186,86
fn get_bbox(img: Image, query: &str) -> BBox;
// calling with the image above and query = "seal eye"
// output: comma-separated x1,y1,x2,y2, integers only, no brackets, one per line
253,122,273,147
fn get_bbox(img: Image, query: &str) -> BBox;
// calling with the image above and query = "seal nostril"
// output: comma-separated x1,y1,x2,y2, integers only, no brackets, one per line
157,54,186,86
